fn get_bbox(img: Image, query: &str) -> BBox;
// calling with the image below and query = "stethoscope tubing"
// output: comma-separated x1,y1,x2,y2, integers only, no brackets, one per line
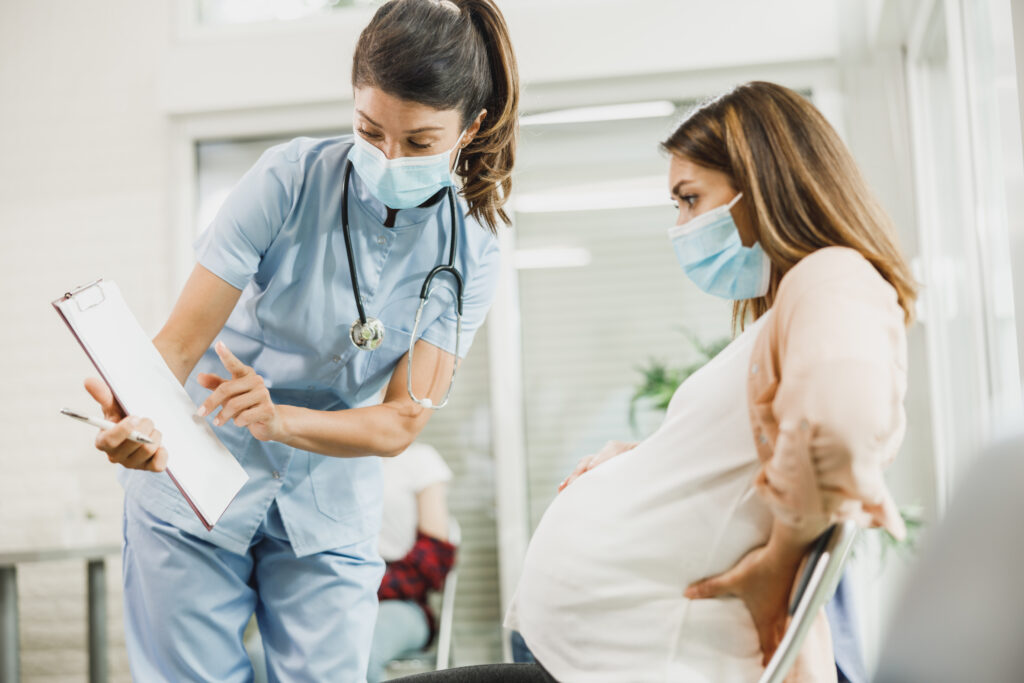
341,160,464,322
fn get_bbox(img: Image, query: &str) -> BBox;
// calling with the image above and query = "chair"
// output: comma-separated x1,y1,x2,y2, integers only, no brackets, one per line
383,518,461,678
757,520,859,683
433,517,460,670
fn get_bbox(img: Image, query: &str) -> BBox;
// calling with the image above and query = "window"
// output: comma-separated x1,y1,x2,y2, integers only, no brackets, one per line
511,101,736,531
906,0,1024,503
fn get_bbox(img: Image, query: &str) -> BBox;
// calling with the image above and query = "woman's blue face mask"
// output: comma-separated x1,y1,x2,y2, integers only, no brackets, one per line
668,192,771,300
349,126,468,210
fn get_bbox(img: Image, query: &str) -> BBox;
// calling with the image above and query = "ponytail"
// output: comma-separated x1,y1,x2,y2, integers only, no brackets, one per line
454,0,519,232
352,0,520,233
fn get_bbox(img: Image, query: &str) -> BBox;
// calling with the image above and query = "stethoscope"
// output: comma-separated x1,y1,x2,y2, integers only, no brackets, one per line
340,161,464,410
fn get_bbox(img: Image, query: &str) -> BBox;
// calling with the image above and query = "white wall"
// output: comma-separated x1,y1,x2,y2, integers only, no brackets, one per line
0,1,174,680
163,0,838,115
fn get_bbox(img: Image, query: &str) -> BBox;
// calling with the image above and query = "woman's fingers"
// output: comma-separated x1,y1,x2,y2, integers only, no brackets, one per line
84,377,125,421
122,427,164,470
196,372,226,390
559,455,594,491
97,417,165,470
216,390,265,427
215,341,250,378
95,416,142,456
684,566,738,600
559,441,640,491
233,404,270,429
143,447,169,472
197,373,261,418
756,615,788,665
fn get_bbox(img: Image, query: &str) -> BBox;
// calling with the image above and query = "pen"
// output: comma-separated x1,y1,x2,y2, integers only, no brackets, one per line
60,408,157,446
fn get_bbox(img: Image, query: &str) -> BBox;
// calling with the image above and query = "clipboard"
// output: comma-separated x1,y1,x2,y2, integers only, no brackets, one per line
53,279,249,530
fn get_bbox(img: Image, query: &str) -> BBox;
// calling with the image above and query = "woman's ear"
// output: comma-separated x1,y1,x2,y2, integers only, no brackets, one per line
731,191,759,247
462,109,488,147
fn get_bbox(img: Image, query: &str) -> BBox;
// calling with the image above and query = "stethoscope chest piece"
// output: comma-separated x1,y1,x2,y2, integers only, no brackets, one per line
349,316,385,351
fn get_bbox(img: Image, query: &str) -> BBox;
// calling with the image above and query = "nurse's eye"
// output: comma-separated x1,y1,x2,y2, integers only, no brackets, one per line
407,139,432,150
680,194,698,208
357,128,382,140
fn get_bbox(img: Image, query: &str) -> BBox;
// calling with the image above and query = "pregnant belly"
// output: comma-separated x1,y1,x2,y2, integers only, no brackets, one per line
516,451,772,632
513,460,771,681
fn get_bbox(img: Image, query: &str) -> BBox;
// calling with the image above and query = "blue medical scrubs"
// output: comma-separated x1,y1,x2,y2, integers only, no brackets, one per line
118,135,500,682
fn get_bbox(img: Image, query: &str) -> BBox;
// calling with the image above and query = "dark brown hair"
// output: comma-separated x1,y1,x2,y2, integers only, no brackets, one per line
352,0,519,233
662,81,917,328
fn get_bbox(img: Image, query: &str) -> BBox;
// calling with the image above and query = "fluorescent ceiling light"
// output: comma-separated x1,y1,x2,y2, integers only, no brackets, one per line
520,101,676,127
514,247,592,270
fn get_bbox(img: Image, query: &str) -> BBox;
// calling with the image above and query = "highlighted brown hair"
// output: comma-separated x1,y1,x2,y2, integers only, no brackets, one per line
662,81,917,328
352,0,519,233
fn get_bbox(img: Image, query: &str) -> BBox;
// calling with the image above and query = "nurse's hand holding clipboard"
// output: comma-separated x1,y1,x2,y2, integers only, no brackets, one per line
195,341,283,442
83,377,168,472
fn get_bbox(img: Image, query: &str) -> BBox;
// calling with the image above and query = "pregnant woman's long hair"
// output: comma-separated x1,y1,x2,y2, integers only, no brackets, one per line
662,82,917,329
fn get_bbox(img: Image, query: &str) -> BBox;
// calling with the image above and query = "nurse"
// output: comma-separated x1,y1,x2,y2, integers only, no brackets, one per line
82,0,518,680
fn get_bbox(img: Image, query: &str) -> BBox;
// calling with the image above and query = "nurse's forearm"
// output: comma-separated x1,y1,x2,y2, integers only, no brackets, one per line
153,334,198,386
276,403,421,458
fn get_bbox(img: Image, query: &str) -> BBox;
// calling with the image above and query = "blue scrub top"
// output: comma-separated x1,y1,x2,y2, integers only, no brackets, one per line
120,135,501,557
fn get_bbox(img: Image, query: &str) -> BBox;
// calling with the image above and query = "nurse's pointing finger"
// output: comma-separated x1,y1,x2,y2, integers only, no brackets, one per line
215,341,250,378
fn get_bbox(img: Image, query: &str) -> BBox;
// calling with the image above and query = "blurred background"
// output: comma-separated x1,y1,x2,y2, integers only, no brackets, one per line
1,0,1023,680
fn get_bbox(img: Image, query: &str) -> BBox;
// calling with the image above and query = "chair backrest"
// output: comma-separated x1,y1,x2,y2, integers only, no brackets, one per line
757,520,859,683
434,517,461,670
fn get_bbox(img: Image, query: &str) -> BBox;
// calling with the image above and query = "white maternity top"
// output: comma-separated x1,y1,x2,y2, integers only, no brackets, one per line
506,314,773,682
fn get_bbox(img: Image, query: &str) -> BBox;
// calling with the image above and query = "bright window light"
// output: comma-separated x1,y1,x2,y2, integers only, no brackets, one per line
520,101,677,127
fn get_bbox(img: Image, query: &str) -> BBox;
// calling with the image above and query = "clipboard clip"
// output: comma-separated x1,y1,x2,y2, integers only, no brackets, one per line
63,279,106,312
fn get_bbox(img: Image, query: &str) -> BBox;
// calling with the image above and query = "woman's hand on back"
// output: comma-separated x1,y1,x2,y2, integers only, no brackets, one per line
559,440,638,492
684,521,819,666
84,377,168,472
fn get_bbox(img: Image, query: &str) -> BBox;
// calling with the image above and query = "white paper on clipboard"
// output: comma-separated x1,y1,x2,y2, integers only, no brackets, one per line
54,280,248,529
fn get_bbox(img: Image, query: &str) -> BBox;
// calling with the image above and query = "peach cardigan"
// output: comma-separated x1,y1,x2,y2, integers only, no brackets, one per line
748,246,908,539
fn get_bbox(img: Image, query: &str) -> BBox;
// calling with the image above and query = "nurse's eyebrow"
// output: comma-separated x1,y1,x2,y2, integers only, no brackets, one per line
671,179,694,199
355,110,444,135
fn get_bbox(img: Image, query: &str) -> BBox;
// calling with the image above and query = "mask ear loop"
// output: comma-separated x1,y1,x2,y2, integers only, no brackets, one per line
450,110,483,184
726,192,744,210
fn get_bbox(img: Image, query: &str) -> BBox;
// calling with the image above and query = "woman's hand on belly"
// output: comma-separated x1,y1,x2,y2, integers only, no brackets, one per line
195,341,284,442
559,440,638,491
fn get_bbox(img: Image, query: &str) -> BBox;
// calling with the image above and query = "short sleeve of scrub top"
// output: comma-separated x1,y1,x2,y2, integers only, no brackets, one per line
416,221,500,358
194,145,301,291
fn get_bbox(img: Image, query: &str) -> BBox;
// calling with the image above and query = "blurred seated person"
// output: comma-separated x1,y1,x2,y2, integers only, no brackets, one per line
367,442,457,683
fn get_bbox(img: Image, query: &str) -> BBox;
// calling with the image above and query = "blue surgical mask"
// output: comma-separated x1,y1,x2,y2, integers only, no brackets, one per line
349,128,467,209
668,192,771,300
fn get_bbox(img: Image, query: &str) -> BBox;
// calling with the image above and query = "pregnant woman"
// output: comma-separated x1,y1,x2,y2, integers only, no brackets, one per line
400,81,916,682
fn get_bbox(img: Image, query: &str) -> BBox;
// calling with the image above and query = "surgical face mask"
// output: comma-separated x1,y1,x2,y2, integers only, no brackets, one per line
668,192,771,300
348,127,467,209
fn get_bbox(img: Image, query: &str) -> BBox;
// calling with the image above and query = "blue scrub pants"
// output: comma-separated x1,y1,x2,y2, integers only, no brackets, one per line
122,495,384,682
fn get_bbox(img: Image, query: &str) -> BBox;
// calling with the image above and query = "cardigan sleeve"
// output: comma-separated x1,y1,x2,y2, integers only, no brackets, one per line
755,248,908,539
